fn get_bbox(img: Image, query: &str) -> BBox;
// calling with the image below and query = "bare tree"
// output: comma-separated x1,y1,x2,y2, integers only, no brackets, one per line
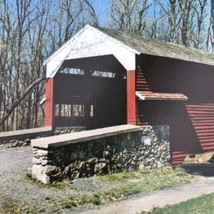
0,0,47,130
191,0,208,49
109,0,151,35
152,0,209,49
83,0,99,26
0,0,99,131
158,0,196,46
47,0,98,51
0,86,2,106
207,0,214,51
0,0,213,131
0,77,45,127
168,0,177,42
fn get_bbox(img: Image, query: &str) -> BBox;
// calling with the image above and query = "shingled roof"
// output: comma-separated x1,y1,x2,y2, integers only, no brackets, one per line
99,27,214,67
45,25,214,78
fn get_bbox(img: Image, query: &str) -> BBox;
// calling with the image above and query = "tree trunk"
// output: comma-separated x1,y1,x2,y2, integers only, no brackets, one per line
0,77,45,127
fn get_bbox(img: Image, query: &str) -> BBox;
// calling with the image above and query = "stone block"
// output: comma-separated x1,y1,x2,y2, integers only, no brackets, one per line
41,159,48,166
32,164,50,184
45,165,59,176
32,157,41,165
37,149,48,156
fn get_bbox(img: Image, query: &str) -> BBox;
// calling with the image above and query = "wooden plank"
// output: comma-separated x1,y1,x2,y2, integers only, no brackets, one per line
198,135,214,140
195,128,214,134
196,132,214,137
45,78,54,127
192,122,214,127
136,92,188,101
136,69,150,91
127,70,137,125
186,104,214,107
186,111,214,115
195,123,214,130
200,141,214,145
201,146,214,151
186,105,214,109
191,117,214,120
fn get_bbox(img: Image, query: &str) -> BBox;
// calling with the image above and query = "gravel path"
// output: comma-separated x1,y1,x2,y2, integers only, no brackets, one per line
76,176,214,214
0,145,121,213
2,145,214,214
0,146,64,202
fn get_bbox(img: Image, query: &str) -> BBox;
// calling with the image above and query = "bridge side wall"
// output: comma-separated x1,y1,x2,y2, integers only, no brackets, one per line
32,125,170,184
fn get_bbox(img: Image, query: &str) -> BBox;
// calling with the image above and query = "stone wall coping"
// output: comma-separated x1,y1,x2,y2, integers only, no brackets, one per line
0,127,52,138
31,125,141,149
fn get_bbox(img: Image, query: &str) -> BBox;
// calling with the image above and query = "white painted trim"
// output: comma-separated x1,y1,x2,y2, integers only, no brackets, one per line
43,25,88,66
45,25,140,78
136,91,146,100
89,26,141,55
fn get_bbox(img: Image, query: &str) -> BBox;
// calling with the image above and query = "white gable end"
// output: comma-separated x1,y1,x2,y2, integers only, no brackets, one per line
45,25,140,78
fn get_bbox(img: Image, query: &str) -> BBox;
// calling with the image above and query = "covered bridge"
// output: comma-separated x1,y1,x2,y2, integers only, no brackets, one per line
44,25,214,166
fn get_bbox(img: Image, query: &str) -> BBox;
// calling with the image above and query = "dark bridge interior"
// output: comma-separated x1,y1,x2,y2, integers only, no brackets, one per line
53,55,127,130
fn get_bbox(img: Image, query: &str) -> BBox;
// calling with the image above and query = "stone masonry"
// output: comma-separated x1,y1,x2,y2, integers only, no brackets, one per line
32,125,170,184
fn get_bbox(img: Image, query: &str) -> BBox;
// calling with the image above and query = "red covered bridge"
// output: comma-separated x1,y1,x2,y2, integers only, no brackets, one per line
43,25,214,167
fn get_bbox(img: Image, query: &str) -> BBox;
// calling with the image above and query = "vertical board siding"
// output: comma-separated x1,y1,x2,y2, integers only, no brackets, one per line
186,104,214,152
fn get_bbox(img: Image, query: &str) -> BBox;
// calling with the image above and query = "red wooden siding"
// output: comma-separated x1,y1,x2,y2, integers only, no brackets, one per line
136,68,149,125
186,104,214,152
44,78,54,127
171,151,188,167
135,54,214,167
127,70,137,125
136,91,188,101
136,67,150,91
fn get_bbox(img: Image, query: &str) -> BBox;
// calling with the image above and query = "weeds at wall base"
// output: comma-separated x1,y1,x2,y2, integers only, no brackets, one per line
19,167,198,213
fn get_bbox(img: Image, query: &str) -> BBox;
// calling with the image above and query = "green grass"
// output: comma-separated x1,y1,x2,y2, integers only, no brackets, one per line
100,167,196,188
51,167,197,209
97,167,197,201
48,167,198,210
144,193,214,214
20,167,198,213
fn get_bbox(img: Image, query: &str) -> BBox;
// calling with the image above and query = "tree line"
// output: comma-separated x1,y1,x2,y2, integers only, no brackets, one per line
0,0,213,131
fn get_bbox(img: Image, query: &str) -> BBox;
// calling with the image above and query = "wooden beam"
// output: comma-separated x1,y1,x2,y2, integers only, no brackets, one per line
44,78,54,127
127,70,137,125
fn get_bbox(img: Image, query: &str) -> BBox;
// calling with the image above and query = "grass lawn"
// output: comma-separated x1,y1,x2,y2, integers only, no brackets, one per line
3,167,198,213
145,193,214,214
39,167,198,211
98,167,198,199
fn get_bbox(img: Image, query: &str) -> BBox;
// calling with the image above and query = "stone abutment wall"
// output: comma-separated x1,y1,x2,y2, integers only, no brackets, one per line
32,125,170,184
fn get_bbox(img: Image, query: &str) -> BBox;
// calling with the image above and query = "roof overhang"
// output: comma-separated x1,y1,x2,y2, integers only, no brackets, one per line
44,25,140,78
136,91,188,101
44,25,214,79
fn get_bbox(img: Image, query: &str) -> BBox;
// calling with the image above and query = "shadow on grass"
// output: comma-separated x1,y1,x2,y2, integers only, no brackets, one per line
181,163,214,177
